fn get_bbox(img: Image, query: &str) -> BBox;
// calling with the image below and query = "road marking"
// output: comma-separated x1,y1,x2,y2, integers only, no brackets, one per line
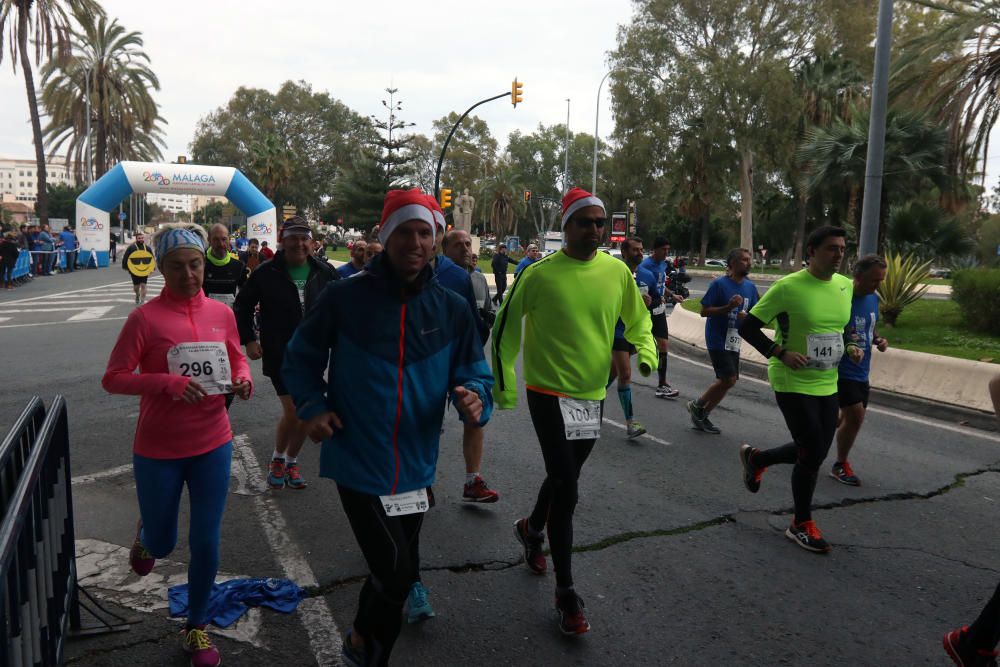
604,418,672,446
0,316,127,329
0,277,163,305
0,317,8,324
72,463,133,485
232,434,342,665
671,353,1000,443
0,306,111,313
68,306,115,321
19,298,136,305
75,538,262,646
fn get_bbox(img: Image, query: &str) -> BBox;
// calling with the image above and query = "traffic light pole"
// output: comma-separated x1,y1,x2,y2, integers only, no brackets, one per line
434,91,509,199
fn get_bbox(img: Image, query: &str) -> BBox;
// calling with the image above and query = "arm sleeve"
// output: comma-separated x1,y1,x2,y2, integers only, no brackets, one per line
101,311,190,397
490,270,528,409
620,270,658,375
741,280,783,357
738,314,778,358
449,301,495,426
282,289,336,422
233,271,262,345
121,245,132,269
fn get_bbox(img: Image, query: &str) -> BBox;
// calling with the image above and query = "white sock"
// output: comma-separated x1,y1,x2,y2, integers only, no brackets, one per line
272,450,284,461
466,472,480,484
285,455,297,465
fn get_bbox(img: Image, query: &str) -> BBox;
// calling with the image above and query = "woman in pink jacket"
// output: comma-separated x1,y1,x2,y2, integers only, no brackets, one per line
102,224,252,667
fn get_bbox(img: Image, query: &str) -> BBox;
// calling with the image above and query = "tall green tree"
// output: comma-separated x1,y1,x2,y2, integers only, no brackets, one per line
0,0,101,225
433,113,499,219
41,10,165,180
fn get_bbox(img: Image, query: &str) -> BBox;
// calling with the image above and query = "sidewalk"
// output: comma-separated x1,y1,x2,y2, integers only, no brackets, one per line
685,268,952,296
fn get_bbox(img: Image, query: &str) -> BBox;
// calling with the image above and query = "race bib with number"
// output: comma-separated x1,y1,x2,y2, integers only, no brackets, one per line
167,342,232,395
558,397,601,441
724,327,742,353
651,304,666,316
380,488,429,516
805,333,844,370
207,292,235,307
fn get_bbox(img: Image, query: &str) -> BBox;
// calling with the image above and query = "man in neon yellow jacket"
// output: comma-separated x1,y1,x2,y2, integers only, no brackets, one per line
491,186,656,637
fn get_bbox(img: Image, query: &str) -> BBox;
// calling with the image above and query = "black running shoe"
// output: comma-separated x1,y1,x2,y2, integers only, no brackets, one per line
686,400,706,431
701,415,721,435
785,519,832,554
944,626,999,666
739,444,765,493
555,590,590,636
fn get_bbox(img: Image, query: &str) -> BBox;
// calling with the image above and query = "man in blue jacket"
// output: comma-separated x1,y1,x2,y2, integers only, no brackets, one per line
282,188,493,667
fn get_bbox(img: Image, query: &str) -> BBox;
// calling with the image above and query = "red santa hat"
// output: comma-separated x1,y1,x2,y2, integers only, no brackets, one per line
378,189,436,245
424,194,447,233
561,187,605,228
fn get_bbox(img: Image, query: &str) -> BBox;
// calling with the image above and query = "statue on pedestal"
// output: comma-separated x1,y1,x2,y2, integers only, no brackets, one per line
453,188,475,232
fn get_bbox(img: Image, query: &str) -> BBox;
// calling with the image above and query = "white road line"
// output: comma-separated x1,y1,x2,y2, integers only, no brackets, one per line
604,418,672,446
232,434,342,665
0,316,127,329
68,306,116,321
18,298,136,305
671,352,1000,443
0,306,106,313
72,463,133,485
0,277,163,305
0,317,8,324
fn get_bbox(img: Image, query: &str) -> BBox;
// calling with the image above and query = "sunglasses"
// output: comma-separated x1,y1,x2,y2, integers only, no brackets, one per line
574,217,606,228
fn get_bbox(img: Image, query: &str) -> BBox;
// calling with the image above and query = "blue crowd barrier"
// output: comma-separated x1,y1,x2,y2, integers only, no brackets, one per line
12,249,31,280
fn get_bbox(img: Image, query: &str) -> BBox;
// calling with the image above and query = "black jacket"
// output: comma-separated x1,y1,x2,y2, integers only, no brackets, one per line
202,253,247,297
491,253,516,283
234,251,339,377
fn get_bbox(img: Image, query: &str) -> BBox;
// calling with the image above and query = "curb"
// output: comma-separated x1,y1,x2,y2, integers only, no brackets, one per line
684,269,951,296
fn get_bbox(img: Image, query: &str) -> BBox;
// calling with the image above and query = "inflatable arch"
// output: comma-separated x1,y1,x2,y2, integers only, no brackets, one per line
75,161,277,267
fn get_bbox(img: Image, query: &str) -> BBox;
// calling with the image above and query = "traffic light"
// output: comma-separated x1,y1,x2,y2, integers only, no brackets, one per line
511,78,523,107
440,188,453,209
524,190,531,203
177,155,187,164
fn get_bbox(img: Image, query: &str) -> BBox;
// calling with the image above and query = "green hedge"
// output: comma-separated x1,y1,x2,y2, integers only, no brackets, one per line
952,269,1000,334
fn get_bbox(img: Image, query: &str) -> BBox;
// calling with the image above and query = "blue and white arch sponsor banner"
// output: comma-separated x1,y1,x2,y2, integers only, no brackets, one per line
75,161,277,267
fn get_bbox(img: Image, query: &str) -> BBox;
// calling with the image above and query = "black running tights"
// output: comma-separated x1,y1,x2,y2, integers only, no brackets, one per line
752,392,839,523
526,389,599,589
969,580,1000,650
337,484,423,666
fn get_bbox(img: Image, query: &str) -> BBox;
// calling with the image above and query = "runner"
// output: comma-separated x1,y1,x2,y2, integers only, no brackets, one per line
259,240,274,260
493,187,657,635
202,223,247,307
364,240,383,263
609,236,652,439
121,231,155,304
238,238,262,274
102,223,252,667
687,248,760,434
282,188,492,666
491,243,517,304
234,217,338,490
337,238,367,278
831,254,888,486
514,244,540,277
736,225,862,553
639,237,683,399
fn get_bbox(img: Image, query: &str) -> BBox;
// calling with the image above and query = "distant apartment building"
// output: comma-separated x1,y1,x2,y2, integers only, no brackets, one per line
0,157,85,203
146,192,193,217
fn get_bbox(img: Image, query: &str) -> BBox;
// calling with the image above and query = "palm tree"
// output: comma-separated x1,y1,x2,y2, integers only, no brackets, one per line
41,9,165,181
0,0,100,224
249,134,291,203
478,166,523,240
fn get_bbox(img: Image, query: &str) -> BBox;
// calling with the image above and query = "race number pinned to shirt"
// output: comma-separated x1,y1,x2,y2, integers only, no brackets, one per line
167,342,232,395
207,293,235,307
380,488,430,516
805,333,844,370
724,327,742,353
558,397,601,441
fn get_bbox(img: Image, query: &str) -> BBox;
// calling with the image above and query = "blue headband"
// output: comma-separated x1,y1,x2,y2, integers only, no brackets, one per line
155,228,205,261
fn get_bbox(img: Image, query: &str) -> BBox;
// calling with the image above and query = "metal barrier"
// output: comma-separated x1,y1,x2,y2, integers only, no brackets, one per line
0,396,78,667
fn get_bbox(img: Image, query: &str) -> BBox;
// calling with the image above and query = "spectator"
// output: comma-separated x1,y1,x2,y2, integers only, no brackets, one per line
0,232,19,289
259,240,274,260
59,225,79,273
239,238,262,274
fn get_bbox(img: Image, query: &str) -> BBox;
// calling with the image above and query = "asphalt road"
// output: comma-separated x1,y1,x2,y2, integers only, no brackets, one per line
1,269,995,666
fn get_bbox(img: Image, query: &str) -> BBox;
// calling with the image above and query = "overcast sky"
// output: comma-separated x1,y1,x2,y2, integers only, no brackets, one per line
0,0,636,167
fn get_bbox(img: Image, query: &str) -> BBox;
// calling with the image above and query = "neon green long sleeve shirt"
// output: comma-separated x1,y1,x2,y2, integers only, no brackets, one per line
491,250,658,409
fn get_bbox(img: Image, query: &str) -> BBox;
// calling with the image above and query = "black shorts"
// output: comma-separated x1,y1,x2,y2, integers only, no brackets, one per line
708,349,740,379
838,378,870,408
130,274,148,285
651,312,669,339
612,338,637,354
269,373,289,397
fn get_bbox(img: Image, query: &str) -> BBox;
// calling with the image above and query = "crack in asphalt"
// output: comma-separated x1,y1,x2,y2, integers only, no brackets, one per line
65,628,177,663
838,544,1000,574
302,467,1000,599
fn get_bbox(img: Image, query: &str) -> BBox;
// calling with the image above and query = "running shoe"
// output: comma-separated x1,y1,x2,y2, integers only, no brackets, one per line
555,590,591,635
129,519,155,577
944,627,999,666
513,518,547,574
463,475,499,503
830,461,861,487
267,457,286,490
284,462,308,490
406,581,436,624
341,630,368,667
182,625,221,667
700,415,721,435
686,400,706,431
655,384,680,399
626,421,647,439
739,444,766,493
785,519,832,554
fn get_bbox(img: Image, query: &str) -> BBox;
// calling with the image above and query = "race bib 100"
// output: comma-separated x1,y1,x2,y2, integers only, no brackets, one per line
167,342,232,395
805,333,844,370
558,397,601,441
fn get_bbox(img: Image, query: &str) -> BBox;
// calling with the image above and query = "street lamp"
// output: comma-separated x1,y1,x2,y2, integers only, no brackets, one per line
592,66,645,195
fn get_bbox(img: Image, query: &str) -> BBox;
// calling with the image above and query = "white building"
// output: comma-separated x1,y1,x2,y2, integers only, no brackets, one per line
0,157,85,203
146,192,193,216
